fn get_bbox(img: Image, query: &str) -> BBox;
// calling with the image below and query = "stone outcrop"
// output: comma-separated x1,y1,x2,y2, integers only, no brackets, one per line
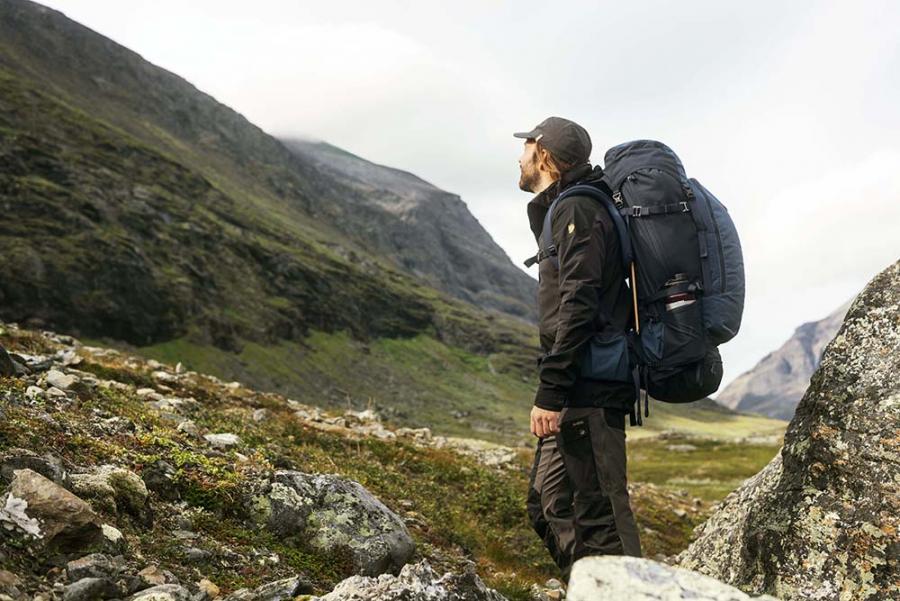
312,559,507,601
251,470,415,576
567,556,779,600
679,260,900,600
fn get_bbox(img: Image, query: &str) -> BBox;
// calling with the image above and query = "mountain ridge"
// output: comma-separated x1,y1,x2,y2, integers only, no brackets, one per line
0,0,537,323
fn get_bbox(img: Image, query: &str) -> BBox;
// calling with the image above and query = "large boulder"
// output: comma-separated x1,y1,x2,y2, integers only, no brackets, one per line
679,261,900,601
312,559,507,601
567,556,779,600
2,468,102,552
252,470,414,577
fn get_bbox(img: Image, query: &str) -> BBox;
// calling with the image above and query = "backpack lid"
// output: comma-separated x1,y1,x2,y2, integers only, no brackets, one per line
603,140,687,191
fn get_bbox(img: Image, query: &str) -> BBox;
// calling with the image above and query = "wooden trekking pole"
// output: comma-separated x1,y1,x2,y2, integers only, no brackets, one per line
630,262,640,334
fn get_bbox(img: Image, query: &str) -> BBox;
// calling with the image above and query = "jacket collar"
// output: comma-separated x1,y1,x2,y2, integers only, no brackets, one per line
526,163,596,242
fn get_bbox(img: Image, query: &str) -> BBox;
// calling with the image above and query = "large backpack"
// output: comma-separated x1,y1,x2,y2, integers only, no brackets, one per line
534,140,745,425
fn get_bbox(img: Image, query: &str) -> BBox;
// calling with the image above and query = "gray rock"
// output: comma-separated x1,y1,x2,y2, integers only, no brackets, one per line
0,449,68,487
4,468,101,551
63,577,121,601
128,584,193,601
45,386,68,399
45,369,77,390
223,575,312,600
70,465,150,517
312,559,506,601
253,470,414,576
182,546,212,563
66,553,121,581
141,460,180,501
0,345,15,377
679,261,900,601
176,420,200,437
313,560,506,600
203,433,241,449
99,523,127,555
567,556,779,600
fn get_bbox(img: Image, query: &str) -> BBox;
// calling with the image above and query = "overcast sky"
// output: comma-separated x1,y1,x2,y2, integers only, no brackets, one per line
40,0,900,392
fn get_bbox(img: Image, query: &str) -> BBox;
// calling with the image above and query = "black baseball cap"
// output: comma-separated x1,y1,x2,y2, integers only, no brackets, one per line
514,116,592,166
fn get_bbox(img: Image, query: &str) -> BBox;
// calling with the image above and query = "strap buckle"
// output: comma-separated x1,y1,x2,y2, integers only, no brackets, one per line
613,191,624,208
631,206,643,217
680,201,690,213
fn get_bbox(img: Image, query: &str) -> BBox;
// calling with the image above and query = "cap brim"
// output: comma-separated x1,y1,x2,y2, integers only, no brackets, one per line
513,129,539,139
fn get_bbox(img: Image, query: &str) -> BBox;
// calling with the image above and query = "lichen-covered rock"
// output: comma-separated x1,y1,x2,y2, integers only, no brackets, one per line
223,575,313,600
567,556,779,600
70,464,150,518
252,470,414,576
127,584,194,601
679,260,900,601
312,559,507,601
3,468,102,551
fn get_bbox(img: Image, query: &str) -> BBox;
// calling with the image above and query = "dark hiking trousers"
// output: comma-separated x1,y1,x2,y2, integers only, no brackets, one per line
527,407,641,578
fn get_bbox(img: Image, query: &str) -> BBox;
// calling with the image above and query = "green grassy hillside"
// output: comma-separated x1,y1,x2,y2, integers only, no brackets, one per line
0,324,783,599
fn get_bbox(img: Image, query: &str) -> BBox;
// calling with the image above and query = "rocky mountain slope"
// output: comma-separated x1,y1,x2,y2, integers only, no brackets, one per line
715,300,852,420
0,320,768,600
283,139,537,320
679,260,899,600
0,0,536,325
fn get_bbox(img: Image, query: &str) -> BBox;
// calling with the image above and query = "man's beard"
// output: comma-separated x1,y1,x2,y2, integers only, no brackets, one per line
518,166,540,192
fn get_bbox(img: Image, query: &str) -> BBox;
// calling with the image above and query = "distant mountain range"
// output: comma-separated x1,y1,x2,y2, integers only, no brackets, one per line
715,299,853,420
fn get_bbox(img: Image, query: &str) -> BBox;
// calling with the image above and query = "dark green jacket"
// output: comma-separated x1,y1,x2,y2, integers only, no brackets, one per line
527,164,634,412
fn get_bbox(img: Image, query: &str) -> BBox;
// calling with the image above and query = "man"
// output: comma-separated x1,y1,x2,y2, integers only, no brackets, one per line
516,117,642,580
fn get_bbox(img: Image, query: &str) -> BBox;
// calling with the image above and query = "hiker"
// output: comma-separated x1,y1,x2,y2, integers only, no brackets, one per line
516,117,642,579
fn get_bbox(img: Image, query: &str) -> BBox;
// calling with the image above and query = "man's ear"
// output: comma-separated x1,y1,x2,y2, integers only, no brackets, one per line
537,147,551,172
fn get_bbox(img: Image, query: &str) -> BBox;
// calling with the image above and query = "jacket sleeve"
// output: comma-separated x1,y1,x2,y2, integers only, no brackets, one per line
534,195,605,410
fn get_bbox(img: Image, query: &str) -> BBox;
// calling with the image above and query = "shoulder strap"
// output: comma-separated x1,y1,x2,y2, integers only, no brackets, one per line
540,194,563,269
557,184,633,271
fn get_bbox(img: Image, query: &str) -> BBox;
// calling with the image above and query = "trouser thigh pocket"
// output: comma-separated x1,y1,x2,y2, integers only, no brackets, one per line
559,418,593,459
